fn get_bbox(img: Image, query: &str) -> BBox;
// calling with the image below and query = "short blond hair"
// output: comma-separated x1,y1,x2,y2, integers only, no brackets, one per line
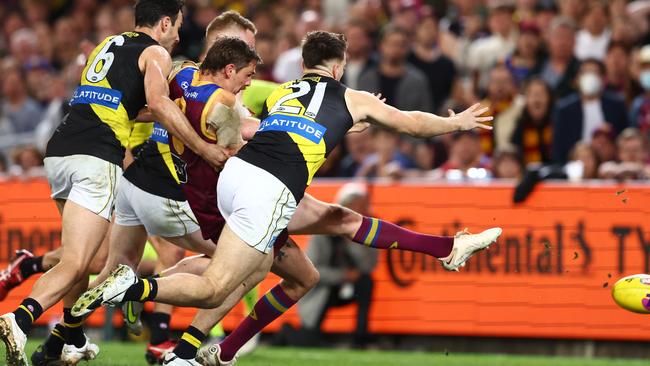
205,10,257,39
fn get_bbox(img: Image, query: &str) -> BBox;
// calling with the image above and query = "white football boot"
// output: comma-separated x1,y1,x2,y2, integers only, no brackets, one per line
60,337,100,365
196,343,237,366
72,264,138,317
0,313,28,366
442,227,502,271
237,333,260,356
162,352,203,365
122,301,143,335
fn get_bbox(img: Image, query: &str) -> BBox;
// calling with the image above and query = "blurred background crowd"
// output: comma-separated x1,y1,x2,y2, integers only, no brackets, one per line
1,0,650,182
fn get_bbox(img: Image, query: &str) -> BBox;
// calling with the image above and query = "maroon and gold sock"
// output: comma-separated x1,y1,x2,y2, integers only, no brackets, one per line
352,217,454,258
219,284,296,361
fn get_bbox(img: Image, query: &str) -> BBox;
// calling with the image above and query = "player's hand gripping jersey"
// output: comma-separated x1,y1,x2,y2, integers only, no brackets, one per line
46,32,159,166
237,74,353,202
125,62,228,241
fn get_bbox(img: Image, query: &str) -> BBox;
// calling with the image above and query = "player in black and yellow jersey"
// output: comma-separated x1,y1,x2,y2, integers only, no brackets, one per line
0,1,231,365
77,30,503,366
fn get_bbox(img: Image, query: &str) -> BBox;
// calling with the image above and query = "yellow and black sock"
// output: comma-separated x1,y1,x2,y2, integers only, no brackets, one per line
42,324,66,357
63,308,85,347
174,326,205,360
13,298,43,334
123,278,158,302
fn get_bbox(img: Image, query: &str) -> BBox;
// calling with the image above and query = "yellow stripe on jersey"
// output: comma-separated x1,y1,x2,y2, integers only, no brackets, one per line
169,60,198,83
191,68,216,87
287,133,327,185
264,83,328,184
199,89,222,142
81,36,133,148
128,122,154,149
159,142,180,184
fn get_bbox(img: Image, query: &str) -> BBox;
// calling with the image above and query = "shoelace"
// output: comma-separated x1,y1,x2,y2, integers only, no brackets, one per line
454,227,472,238
0,269,10,282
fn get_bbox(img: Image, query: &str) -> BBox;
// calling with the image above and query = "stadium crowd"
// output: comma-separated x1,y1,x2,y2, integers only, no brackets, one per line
0,0,649,181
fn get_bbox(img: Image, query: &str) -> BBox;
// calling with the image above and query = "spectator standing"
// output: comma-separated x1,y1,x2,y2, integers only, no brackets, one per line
408,15,457,113
552,59,628,164
504,21,544,86
358,25,432,112
498,78,554,165
533,17,580,98
604,41,632,100
574,0,611,61
479,65,517,155
1,67,43,135
467,1,518,91
273,10,322,83
630,45,650,135
342,19,376,90
299,183,378,347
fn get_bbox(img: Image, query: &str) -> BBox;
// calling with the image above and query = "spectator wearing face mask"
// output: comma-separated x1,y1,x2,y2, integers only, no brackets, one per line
630,45,650,135
551,58,628,164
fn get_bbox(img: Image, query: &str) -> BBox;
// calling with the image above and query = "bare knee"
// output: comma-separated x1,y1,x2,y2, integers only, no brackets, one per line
58,256,90,281
197,277,230,308
335,205,363,237
303,267,320,290
283,266,319,299
87,252,108,275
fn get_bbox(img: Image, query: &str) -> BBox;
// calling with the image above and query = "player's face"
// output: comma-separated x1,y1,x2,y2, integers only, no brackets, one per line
160,11,183,52
231,61,257,94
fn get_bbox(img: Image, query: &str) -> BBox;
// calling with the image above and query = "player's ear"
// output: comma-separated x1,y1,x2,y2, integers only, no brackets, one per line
160,16,170,33
332,63,341,80
225,64,236,78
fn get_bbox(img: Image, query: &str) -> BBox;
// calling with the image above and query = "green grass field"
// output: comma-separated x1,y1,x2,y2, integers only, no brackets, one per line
1,341,645,366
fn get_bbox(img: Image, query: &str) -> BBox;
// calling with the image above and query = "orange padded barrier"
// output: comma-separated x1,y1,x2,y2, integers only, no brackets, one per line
1,178,649,341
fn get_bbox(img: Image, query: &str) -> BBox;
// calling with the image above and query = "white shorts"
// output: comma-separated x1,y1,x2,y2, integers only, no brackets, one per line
114,176,200,238
218,157,297,254
44,155,122,220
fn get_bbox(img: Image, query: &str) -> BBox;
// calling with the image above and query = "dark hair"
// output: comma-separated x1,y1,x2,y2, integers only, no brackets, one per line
201,36,261,72
378,24,409,43
579,58,606,75
606,40,630,55
302,31,347,69
346,18,373,38
521,77,553,123
134,0,184,28
206,10,257,38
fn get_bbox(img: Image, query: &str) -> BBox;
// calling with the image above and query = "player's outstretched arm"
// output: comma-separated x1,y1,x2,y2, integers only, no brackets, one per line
344,89,493,137
141,46,230,170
